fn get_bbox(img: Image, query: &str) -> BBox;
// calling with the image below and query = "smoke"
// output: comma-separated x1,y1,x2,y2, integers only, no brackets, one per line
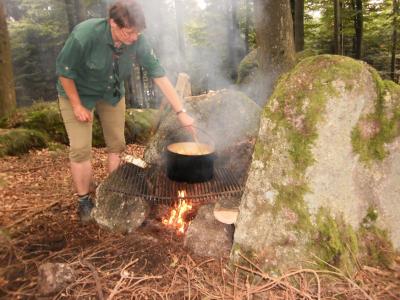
134,0,247,94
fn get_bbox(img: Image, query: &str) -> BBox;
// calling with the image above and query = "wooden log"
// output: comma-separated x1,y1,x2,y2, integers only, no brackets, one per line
213,201,239,224
152,73,192,133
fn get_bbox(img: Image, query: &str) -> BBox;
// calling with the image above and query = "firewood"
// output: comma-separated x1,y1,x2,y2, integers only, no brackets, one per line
213,202,239,224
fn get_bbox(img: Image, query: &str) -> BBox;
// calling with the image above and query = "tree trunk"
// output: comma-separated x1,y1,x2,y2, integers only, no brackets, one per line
64,0,77,32
244,0,251,54
0,2,16,117
294,0,304,52
175,0,186,70
64,0,85,32
254,0,295,103
334,0,342,54
391,0,398,81
75,0,86,24
352,0,363,59
227,0,240,81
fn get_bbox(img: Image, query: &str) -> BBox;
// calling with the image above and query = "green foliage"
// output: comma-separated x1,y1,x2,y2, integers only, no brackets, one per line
304,0,399,82
7,0,69,105
0,128,47,156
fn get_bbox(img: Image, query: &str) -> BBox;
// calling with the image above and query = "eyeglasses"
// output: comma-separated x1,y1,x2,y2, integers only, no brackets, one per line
112,47,123,98
119,27,140,40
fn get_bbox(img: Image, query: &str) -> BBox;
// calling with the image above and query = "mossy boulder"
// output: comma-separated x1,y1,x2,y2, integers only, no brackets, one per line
0,128,47,156
236,49,262,104
237,48,259,85
232,55,399,274
125,108,158,144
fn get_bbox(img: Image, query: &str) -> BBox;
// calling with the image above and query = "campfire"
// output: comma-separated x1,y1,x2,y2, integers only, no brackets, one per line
162,190,194,234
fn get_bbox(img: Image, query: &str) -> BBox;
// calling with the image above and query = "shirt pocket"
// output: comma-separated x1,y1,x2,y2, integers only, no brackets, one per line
85,54,108,81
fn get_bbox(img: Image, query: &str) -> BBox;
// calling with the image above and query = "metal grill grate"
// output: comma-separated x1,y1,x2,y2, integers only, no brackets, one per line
101,162,244,204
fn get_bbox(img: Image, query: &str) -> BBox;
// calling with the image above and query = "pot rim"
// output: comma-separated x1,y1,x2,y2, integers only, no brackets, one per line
166,142,215,156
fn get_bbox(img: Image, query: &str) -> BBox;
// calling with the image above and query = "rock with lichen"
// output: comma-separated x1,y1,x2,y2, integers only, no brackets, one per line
232,55,400,274
92,165,150,233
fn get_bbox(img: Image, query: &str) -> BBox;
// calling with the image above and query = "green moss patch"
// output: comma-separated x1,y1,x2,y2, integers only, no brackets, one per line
351,70,400,163
313,208,359,273
0,128,47,156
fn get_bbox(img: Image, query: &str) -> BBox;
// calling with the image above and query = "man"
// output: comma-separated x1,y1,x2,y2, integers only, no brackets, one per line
56,0,194,222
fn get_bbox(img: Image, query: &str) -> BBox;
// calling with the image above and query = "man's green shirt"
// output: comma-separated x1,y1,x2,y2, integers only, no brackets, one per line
56,18,165,109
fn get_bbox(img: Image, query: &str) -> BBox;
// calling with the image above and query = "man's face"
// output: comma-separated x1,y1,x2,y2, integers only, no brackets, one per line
110,19,140,45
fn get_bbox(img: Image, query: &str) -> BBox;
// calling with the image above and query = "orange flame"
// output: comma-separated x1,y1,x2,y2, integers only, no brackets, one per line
162,190,193,234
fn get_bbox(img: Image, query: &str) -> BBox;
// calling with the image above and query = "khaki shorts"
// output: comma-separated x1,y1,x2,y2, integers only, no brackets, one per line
59,96,126,162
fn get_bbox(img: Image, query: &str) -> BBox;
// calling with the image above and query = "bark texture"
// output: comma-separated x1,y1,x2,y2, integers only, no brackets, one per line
0,2,16,118
352,0,363,59
254,0,295,104
294,0,304,52
391,0,398,81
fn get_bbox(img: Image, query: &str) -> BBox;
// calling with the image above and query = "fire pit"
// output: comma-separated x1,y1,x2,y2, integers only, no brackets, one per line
102,162,243,204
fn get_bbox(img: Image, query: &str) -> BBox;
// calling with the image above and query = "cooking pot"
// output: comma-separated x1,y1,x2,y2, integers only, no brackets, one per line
166,142,215,182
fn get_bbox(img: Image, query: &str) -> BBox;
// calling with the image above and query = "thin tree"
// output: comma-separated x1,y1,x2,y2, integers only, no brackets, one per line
175,0,186,69
227,0,241,81
391,0,398,81
244,0,251,54
352,0,363,59
64,0,86,32
254,0,295,104
0,1,16,117
294,0,305,52
334,0,343,54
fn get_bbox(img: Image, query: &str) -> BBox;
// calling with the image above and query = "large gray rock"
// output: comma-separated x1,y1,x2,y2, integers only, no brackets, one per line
144,89,261,174
233,55,400,273
184,204,234,258
93,182,150,234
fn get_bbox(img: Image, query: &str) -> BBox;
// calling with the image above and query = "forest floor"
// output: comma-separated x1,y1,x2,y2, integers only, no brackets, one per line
0,145,399,299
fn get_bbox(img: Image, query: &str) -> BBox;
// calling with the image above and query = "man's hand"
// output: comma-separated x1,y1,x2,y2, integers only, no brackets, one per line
72,104,93,122
177,112,196,136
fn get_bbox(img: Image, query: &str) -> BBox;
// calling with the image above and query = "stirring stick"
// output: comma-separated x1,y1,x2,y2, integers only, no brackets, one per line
192,133,202,153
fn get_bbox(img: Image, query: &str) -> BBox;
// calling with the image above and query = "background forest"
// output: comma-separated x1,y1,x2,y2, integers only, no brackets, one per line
2,0,399,108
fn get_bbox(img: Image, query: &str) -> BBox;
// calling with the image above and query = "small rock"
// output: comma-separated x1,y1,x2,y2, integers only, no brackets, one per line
184,204,234,258
37,263,75,295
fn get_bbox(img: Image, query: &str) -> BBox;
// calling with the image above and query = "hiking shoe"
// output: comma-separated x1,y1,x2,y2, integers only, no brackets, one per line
78,196,94,223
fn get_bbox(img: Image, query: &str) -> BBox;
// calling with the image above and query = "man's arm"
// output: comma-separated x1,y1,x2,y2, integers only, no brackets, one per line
59,76,93,122
153,76,194,131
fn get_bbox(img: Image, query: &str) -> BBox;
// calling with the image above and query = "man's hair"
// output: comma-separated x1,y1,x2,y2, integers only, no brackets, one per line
109,0,146,30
